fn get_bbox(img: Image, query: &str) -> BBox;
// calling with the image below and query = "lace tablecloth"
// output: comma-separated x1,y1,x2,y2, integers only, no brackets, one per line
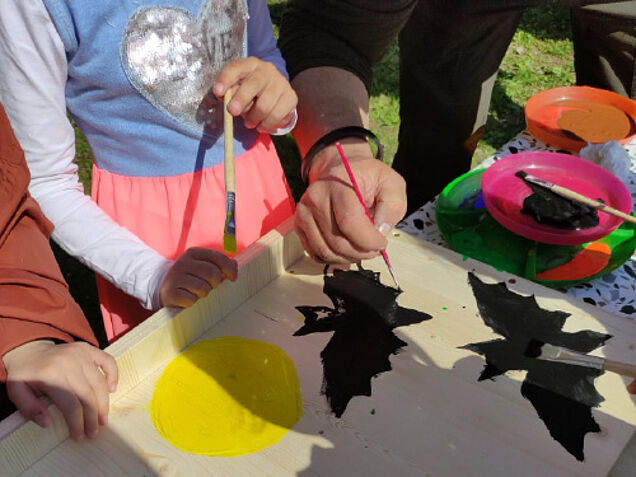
398,131,636,320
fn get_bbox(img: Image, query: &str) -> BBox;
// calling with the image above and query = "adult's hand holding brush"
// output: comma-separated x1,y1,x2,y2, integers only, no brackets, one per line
295,139,407,264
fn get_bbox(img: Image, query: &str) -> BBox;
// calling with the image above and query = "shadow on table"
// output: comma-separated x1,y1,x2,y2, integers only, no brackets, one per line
0,382,160,477
293,349,636,477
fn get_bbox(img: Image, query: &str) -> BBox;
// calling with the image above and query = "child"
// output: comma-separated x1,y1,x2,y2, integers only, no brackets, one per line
0,0,297,342
0,103,118,440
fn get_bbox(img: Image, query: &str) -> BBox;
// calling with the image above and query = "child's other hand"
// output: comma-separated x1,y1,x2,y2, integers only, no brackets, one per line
3,340,118,441
159,247,238,308
213,57,297,134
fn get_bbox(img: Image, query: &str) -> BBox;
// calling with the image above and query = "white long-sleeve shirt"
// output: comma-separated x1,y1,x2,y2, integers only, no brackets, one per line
0,0,290,310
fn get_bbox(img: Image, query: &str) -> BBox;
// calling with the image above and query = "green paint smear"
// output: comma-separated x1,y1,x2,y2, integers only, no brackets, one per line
436,169,636,289
442,307,448,310
370,409,376,415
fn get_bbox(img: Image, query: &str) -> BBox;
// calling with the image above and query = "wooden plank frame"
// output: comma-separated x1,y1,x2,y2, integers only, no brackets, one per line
1,218,635,476
0,218,304,476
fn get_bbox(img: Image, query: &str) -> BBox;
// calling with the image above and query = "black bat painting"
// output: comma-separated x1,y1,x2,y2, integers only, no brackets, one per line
462,272,611,461
294,266,431,417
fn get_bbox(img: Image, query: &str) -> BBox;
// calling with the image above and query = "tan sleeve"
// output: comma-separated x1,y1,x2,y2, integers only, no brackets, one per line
0,104,97,381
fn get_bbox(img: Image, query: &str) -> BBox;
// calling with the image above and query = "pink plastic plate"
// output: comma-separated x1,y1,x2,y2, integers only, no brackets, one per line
481,152,632,245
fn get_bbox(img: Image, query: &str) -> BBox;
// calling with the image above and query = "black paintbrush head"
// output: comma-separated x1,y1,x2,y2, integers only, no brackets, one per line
524,338,545,358
515,170,528,180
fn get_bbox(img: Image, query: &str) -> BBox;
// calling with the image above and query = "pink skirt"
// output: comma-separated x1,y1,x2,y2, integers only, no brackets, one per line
91,134,295,342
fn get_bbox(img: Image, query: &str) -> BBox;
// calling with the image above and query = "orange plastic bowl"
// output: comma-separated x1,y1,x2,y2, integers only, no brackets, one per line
525,86,636,152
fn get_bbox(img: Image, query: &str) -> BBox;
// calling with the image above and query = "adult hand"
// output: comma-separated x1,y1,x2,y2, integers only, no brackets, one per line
295,148,407,264
159,247,238,308
3,340,118,440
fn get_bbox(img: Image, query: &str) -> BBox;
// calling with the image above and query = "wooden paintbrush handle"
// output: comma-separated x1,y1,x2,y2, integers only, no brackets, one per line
550,183,636,225
224,90,235,194
603,359,636,379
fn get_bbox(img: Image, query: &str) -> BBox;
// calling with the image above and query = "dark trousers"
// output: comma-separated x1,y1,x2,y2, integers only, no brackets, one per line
394,1,636,214
0,382,15,421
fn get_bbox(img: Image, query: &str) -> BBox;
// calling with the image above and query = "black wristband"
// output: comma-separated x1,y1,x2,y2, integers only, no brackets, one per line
301,126,384,186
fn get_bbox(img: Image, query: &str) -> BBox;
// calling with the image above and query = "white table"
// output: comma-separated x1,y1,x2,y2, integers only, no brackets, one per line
399,131,636,321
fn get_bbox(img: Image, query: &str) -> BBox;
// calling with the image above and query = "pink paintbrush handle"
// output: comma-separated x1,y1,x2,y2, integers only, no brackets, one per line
336,143,373,222
335,143,400,289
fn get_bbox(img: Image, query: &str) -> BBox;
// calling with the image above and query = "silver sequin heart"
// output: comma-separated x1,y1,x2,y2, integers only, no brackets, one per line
121,0,247,132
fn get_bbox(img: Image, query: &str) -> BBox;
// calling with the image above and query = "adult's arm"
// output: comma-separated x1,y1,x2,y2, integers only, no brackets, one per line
0,0,171,310
0,104,97,381
279,1,415,263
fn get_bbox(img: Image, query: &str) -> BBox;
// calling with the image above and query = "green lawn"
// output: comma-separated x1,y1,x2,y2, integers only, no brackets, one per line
63,2,576,345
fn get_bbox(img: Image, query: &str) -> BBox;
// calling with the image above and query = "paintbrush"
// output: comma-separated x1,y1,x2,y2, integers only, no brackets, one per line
335,142,401,291
223,90,237,255
524,339,636,378
515,170,636,226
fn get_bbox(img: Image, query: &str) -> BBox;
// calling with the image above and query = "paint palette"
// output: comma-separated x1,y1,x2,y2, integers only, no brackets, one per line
481,152,632,245
436,167,636,287
525,86,636,152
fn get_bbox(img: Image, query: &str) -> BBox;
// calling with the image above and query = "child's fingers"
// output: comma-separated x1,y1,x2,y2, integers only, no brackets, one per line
213,57,258,100
242,86,279,129
208,253,238,281
166,287,199,308
178,274,213,299
229,72,270,117
185,248,238,281
6,381,49,428
92,349,118,394
184,259,224,289
256,93,297,133
83,356,112,427
44,381,85,440
69,378,100,440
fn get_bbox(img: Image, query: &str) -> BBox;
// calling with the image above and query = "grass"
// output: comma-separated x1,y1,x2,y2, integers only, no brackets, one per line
59,2,576,342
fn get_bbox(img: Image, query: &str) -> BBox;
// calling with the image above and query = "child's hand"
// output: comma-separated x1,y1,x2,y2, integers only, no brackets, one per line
213,57,297,134
3,340,118,441
159,247,238,308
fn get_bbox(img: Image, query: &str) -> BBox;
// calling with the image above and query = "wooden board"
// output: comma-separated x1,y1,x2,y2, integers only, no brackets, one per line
1,219,635,476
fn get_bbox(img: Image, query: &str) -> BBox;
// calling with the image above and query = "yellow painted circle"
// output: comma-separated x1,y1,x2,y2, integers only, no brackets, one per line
150,337,302,456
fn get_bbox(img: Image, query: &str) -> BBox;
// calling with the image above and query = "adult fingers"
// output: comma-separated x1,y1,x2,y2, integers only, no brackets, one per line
295,196,371,264
6,381,49,428
324,182,387,256
369,171,408,235
43,380,84,440
294,201,343,264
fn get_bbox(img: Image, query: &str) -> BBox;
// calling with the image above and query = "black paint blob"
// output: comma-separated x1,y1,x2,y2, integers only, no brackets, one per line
462,272,611,461
294,267,432,417
516,173,599,229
